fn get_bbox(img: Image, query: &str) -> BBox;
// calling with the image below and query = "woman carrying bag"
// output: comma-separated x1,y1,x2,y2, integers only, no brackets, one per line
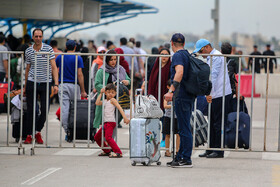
93,50,131,129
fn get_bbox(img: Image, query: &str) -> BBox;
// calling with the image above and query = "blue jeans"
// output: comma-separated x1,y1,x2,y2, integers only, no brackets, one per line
175,97,195,162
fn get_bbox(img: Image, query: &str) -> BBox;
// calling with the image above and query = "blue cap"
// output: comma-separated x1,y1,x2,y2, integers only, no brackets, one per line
193,39,211,53
171,33,185,44
66,40,76,49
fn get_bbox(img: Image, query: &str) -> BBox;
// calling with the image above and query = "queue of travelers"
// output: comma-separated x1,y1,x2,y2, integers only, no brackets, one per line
0,30,279,168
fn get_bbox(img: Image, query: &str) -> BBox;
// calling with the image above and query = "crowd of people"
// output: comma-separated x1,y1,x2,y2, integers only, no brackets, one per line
0,29,279,167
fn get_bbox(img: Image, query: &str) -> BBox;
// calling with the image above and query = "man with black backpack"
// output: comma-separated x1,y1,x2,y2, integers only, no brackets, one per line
194,39,232,158
164,33,195,168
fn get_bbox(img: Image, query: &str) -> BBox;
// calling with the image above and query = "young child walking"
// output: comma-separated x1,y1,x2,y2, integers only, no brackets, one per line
94,83,130,158
163,80,180,157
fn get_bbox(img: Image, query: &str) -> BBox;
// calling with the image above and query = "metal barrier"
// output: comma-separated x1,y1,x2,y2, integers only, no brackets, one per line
0,51,279,156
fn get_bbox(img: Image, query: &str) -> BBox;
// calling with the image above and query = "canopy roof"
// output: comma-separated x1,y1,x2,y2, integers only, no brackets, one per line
0,0,158,39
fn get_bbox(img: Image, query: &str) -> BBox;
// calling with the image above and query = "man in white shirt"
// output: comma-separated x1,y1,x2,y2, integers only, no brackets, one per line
193,39,232,158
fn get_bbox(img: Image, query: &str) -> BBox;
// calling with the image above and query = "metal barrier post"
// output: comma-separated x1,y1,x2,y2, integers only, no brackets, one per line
221,56,226,149
115,55,120,143
207,56,213,149
45,54,50,147
59,55,64,147
73,55,78,147
6,54,11,146
158,57,162,105
193,98,197,148
235,56,242,149
129,57,135,121
101,55,106,148
87,55,92,147
144,57,148,96
249,58,256,150
171,100,175,159
278,100,280,152
31,54,37,155
18,53,25,155
264,57,270,151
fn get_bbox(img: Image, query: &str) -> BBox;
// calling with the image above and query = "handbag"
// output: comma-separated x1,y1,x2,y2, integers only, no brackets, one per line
134,95,163,119
116,82,130,109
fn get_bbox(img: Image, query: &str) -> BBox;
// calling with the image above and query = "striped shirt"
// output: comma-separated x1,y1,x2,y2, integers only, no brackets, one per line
25,43,55,82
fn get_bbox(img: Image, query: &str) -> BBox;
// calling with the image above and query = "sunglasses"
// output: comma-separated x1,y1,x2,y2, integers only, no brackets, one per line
198,47,204,53
160,53,169,55
98,51,106,54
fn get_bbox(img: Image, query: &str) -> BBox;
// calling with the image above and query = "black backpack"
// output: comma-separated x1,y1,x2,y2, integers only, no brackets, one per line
182,52,212,96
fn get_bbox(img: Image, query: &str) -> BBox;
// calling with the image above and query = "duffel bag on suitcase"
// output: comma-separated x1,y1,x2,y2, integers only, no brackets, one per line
130,118,161,166
190,110,208,147
225,112,250,149
68,97,97,142
134,95,163,119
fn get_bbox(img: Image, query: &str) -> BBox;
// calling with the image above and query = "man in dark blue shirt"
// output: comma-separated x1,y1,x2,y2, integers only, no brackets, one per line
56,40,87,139
164,33,195,168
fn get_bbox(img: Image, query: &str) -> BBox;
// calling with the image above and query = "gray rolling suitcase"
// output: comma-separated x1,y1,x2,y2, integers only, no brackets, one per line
190,110,208,147
130,118,161,166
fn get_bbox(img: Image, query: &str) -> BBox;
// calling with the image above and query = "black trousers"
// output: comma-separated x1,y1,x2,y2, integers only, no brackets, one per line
207,94,231,155
264,62,274,73
26,81,51,135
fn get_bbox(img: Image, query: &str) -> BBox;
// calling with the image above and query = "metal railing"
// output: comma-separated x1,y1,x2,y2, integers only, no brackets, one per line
0,51,279,156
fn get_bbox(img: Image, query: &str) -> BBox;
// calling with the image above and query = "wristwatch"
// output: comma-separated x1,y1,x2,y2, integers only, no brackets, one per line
168,89,174,93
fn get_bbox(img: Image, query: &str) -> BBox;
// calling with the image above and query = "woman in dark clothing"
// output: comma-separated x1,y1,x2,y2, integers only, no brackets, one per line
142,48,171,110
147,47,159,74
81,47,90,94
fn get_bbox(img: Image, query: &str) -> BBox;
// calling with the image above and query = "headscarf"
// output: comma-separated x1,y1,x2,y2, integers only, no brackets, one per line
92,46,106,69
114,48,130,75
100,50,127,82
148,48,171,110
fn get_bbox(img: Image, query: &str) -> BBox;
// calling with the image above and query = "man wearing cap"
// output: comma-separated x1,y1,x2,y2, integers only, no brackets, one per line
263,44,277,73
248,45,262,73
194,39,232,158
56,40,87,139
24,28,59,144
164,33,195,168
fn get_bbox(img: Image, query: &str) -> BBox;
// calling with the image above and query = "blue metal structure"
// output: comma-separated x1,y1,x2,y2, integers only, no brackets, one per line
0,0,158,39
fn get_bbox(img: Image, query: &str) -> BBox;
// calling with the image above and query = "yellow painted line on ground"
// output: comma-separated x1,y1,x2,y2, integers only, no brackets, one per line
272,165,280,186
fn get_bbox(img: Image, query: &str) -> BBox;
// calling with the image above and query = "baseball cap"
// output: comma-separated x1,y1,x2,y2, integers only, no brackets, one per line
97,46,106,52
193,39,211,53
66,40,76,49
171,33,185,44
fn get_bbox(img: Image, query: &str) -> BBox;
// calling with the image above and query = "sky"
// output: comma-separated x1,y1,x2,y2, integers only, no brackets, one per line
74,0,280,40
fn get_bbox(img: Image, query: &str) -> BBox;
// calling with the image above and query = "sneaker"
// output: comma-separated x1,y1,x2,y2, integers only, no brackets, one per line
35,132,44,144
166,158,179,167
171,159,193,168
24,135,32,144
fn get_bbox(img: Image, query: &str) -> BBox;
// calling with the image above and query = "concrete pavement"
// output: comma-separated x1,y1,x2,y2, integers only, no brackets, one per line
0,98,280,187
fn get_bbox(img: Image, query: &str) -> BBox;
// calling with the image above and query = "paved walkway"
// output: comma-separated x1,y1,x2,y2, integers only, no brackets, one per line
0,98,280,186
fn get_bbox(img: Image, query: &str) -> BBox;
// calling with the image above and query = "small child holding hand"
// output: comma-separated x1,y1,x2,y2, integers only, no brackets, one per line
94,83,130,158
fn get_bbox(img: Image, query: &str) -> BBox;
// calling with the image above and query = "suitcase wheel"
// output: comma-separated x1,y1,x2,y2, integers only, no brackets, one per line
142,161,150,166
157,162,161,166
131,161,136,166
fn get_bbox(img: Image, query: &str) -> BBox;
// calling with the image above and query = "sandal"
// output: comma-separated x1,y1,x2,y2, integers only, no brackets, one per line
165,151,171,157
109,152,122,158
98,152,110,156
